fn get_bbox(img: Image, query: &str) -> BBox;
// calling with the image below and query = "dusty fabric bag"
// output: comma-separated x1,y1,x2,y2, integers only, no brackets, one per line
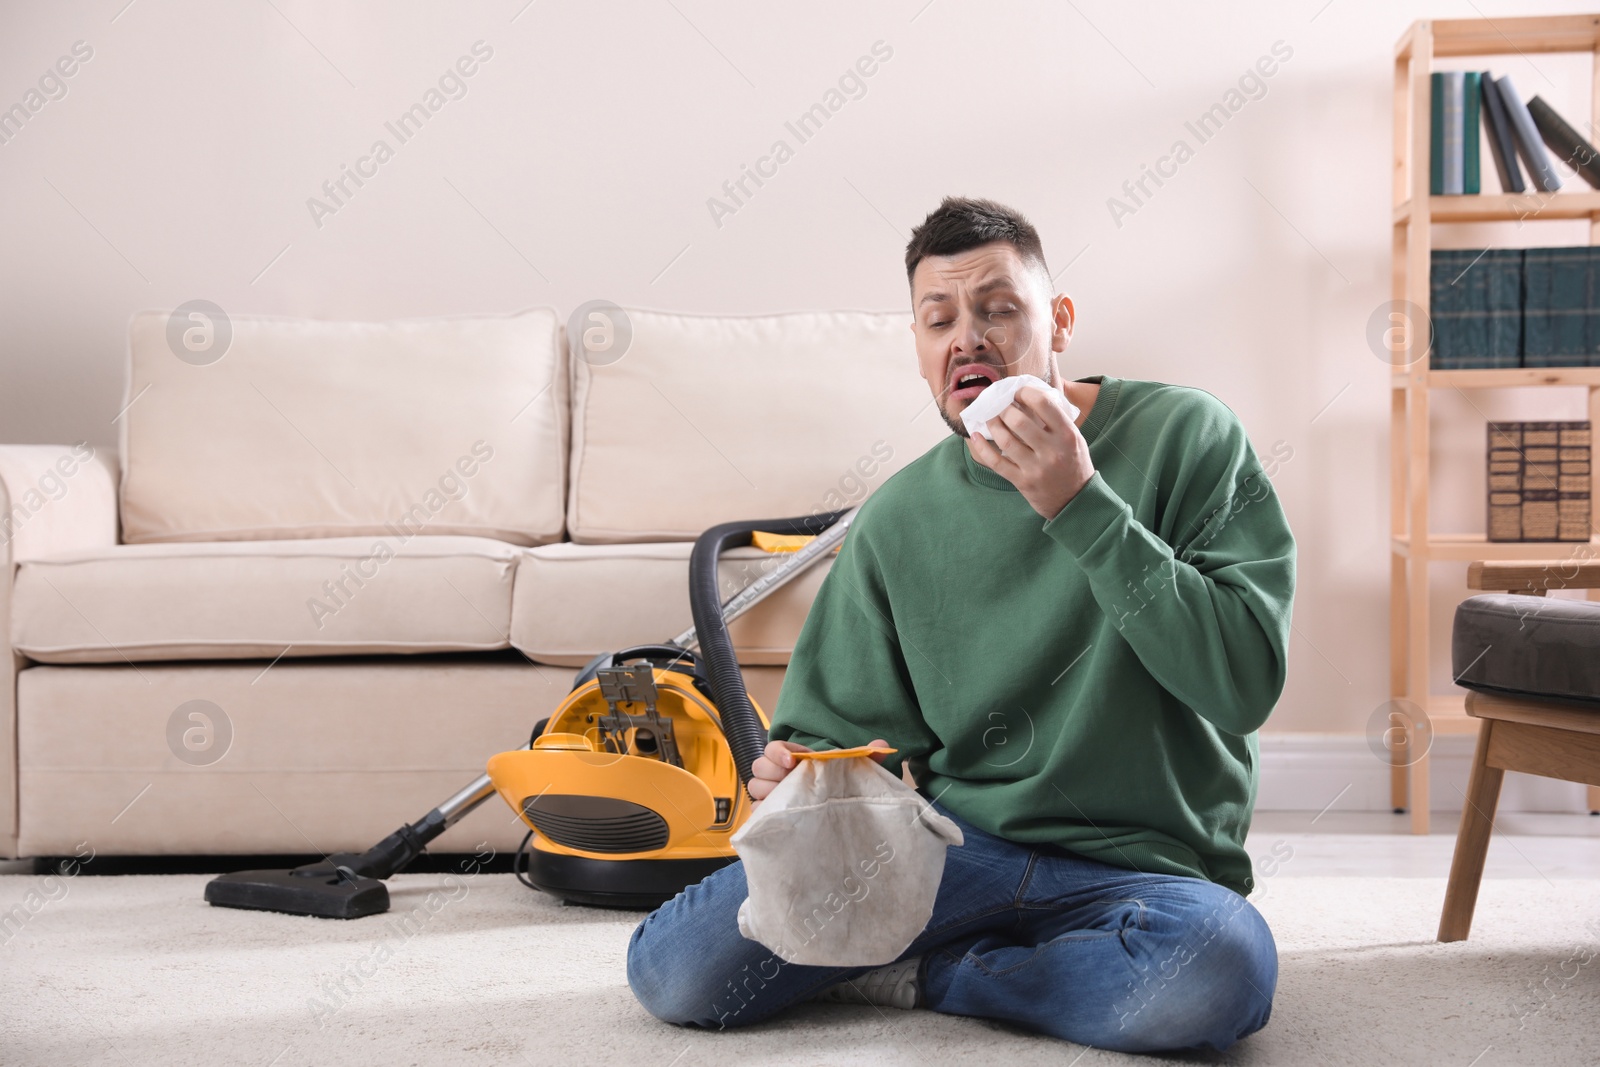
730,746,964,967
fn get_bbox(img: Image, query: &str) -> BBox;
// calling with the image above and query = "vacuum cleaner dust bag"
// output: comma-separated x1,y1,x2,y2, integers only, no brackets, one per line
730,746,963,967
960,374,1080,441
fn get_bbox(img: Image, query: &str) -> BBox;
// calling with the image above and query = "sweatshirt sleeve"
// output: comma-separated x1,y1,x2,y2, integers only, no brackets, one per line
1041,393,1296,735
766,511,940,782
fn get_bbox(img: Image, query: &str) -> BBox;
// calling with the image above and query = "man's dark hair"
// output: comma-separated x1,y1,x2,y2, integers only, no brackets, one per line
904,197,1049,289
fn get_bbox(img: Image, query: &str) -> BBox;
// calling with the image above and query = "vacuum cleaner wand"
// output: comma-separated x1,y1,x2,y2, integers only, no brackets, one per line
667,507,855,651
204,507,857,918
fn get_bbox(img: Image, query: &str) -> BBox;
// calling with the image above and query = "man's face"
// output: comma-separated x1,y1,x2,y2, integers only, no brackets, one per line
910,241,1071,436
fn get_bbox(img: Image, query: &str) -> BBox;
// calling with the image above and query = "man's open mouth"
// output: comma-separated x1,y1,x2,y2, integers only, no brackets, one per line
948,363,1001,404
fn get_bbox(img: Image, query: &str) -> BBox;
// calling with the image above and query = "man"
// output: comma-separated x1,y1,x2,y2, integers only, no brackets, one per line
627,197,1295,1054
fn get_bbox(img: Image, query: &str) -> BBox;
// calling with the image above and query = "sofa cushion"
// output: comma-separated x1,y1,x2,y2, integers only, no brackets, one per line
510,541,832,666
566,309,948,543
12,536,517,663
120,309,566,546
1453,593,1600,703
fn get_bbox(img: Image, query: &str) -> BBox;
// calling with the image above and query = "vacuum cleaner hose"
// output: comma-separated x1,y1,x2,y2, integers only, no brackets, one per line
689,510,851,791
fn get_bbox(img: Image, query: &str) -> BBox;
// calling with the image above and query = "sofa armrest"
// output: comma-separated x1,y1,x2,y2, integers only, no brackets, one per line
0,443,119,562
0,442,117,856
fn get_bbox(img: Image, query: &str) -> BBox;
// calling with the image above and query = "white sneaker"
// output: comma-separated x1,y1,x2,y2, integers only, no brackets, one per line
811,957,923,1010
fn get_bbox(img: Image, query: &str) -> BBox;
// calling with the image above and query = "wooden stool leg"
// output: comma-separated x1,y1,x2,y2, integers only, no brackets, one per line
1439,720,1503,942
1587,784,1600,816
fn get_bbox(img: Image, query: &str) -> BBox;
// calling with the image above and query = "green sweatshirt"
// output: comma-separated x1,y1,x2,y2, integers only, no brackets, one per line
769,375,1295,896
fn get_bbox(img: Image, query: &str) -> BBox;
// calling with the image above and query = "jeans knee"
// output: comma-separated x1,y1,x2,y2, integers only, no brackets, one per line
627,915,700,1025
627,910,787,1029
1109,897,1277,1052
1196,905,1276,1043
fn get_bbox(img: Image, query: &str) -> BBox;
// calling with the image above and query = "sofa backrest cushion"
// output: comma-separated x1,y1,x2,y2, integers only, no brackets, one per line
567,309,948,543
120,309,566,546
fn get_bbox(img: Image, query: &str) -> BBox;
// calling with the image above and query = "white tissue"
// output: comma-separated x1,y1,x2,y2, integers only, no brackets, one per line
959,374,1080,440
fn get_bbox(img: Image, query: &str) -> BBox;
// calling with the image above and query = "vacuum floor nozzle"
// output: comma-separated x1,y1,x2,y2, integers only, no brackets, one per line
205,861,390,919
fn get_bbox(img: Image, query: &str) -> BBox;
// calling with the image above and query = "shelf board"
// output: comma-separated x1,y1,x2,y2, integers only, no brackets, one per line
1391,366,1600,388
1393,192,1600,224
1391,534,1600,561
1397,15,1600,59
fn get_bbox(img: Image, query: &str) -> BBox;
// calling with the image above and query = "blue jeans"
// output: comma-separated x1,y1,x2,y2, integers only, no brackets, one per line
626,798,1276,1054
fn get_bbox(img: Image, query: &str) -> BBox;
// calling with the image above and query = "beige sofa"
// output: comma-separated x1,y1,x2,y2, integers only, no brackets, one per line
0,307,946,858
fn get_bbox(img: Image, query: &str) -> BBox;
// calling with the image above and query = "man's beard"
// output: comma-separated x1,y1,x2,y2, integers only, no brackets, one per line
940,360,1055,437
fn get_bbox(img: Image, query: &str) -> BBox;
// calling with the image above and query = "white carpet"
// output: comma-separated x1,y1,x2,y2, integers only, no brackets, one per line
1,871,1597,1066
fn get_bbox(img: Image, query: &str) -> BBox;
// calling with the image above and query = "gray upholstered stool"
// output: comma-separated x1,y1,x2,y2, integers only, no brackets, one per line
1439,567,1600,943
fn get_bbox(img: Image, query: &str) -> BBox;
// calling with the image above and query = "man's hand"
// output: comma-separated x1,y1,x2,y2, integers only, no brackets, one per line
748,738,893,811
967,385,1094,521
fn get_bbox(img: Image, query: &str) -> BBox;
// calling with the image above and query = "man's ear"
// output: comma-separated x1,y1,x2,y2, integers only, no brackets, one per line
1051,294,1076,353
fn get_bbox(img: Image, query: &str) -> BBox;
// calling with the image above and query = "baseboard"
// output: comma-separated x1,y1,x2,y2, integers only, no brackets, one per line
1256,733,1596,814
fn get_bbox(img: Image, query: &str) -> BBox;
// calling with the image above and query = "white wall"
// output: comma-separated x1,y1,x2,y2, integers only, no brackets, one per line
2,0,1597,734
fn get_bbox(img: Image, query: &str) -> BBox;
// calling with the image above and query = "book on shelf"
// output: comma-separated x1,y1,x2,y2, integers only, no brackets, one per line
1522,247,1600,367
1430,249,1523,368
1428,71,1598,196
1430,72,1476,194
1430,72,1447,194
1429,246,1600,369
1527,95,1600,189
1463,72,1481,195
1480,75,1526,193
1486,421,1591,542
1495,75,1563,192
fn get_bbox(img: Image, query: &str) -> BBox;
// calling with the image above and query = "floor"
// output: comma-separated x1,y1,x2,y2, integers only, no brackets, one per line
1,815,1597,1066
1246,810,1600,880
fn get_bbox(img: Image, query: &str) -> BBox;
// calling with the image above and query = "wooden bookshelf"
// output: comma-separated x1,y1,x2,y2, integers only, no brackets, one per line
1394,366,1600,387
1390,16,1600,834
1395,190,1600,222
1392,532,1600,561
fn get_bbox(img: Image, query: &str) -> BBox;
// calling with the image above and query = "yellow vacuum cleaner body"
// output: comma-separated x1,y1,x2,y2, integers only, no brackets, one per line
487,649,768,907
203,512,851,920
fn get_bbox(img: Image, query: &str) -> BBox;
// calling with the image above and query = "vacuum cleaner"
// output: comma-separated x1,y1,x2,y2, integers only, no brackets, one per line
204,507,855,919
